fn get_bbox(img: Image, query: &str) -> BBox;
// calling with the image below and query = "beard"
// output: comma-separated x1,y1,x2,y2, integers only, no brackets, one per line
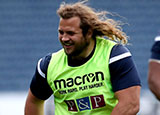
64,37,90,57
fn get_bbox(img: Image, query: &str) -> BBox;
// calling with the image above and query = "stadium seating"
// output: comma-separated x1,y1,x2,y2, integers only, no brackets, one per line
0,0,160,92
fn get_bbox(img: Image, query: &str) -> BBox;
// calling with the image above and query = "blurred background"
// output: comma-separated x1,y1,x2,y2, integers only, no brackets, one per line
0,0,160,115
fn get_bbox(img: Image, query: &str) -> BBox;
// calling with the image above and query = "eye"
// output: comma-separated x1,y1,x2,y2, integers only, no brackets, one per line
58,30,64,35
66,31,75,36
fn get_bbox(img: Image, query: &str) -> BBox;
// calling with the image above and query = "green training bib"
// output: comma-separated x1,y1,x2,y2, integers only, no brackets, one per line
47,37,118,115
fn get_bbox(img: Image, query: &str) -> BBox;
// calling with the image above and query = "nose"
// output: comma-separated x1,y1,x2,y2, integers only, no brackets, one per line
60,33,70,42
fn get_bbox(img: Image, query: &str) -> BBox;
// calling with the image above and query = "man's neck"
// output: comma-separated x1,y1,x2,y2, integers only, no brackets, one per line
71,39,95,61
68,40,96,66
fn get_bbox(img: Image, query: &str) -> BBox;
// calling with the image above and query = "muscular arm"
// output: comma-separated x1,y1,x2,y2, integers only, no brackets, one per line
111,86,141,115
148,37,160,100
109,45,141,114
25,89,45,115
148,60,160,101
25,54,53,115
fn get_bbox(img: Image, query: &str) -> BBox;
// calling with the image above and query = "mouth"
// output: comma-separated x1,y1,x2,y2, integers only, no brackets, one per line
63,43,73,49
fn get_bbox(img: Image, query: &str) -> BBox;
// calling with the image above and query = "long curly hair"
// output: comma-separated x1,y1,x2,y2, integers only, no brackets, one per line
57,0,128,44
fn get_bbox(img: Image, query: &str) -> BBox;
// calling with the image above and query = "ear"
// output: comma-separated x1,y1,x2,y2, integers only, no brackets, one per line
86,29,93,38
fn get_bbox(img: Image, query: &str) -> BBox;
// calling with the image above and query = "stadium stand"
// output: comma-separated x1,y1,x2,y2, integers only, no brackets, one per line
1,0,160,91
0,0,160,114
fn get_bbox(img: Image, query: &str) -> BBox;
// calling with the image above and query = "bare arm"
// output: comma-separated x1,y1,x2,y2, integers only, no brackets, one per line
111,86,141,115
25,89,45,115
148,60,160,101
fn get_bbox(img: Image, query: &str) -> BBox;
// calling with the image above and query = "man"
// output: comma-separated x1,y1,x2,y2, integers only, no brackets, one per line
25,1,141,115
148,35,160,101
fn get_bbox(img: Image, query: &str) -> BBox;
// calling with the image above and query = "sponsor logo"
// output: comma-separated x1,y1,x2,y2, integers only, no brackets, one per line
76,97,91,111
65,95,105,112
90,95,105,109
54,71,104,89
65,100,78,112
